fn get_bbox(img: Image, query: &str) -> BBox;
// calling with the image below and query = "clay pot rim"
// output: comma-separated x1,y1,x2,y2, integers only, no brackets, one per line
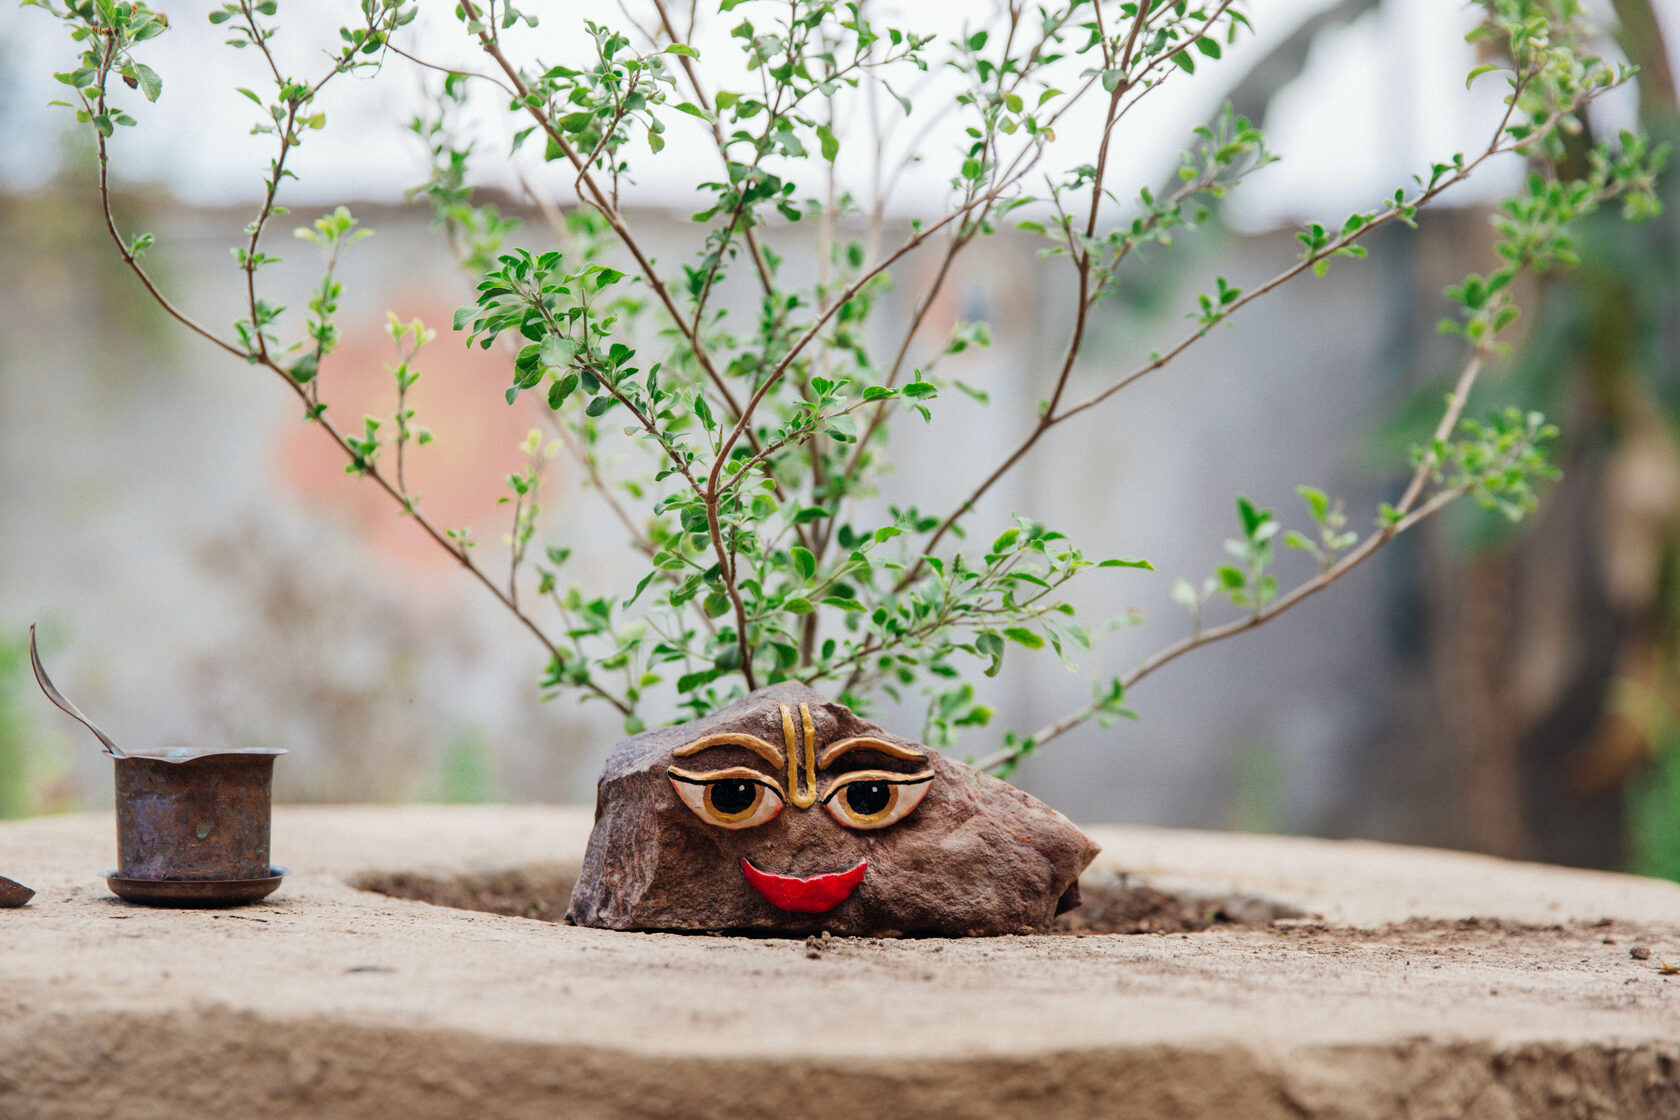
117,747,288,765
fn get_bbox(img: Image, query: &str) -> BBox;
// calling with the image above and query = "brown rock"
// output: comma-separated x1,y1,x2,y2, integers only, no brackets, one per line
567,683,1099,936
0,875,35,908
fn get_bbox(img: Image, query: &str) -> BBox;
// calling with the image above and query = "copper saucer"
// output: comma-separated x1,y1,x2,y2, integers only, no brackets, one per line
101,867,288,907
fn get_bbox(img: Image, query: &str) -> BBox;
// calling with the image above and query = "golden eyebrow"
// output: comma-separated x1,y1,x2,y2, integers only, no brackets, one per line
668,764,783,788
818,736,927,767
673,733,785,767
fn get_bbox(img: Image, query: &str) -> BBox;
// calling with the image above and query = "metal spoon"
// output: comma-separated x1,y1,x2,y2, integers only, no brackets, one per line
28,624,126,758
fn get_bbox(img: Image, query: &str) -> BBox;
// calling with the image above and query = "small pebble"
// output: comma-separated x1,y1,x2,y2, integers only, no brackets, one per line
1631,946,1652,961
0,875,35,908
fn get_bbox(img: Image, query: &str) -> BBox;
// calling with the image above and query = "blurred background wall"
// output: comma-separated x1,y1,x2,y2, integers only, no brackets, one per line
0,0,1676,877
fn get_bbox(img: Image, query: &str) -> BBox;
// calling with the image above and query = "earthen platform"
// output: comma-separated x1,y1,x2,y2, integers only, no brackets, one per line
2,806,1677,1118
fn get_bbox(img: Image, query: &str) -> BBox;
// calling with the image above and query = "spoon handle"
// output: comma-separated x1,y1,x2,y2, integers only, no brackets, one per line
28,624,126,759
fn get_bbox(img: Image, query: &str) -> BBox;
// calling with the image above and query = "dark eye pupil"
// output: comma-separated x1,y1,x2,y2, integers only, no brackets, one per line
845,781,891,816
710,780,757,814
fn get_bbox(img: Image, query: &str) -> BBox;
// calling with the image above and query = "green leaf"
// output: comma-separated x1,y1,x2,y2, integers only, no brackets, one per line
1236,496,1266,537
585,396,616,418
538,333,573,367
1297,485,1329,524
664,43,700,58
783,597,814,615
1097,557,1152,569
1464,63,1498,88
1002,627,1045,649
625,569,659,607
288,353,318,384
816,122,839,162
547,373,579,410
676,667,725,693
791,546,816,580
132,63,162,103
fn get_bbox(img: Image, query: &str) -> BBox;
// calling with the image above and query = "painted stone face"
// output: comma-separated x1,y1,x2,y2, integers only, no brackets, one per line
567,682,1100,937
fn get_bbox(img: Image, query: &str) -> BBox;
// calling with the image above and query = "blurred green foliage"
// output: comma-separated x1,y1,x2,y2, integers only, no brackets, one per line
1227,739,1285,835
1497,115,1680,877
433,730,500,805
1630,727,1680,882
0,626,72,818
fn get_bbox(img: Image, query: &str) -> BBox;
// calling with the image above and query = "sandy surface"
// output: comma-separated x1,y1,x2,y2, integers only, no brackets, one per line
2,805,1678,1118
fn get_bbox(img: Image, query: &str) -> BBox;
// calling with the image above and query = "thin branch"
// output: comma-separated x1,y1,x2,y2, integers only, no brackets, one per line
507,490,526,610
384,40,515,96
718,396,881,496
83,30,631,716
914,68,1544,593
971,349,1493,774
457,0,814,573
457,0,751,424
838,220,977,487
705,166,1041,486
649,0,775,295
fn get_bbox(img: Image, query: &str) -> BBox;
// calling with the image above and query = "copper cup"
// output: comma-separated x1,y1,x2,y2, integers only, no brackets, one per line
112,748,285,884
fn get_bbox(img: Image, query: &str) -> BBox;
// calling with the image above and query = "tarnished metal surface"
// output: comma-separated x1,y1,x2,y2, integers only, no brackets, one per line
28,624,125,758
0,875,34,907
114,749,285,883
28,627,286,897
101,867,287,907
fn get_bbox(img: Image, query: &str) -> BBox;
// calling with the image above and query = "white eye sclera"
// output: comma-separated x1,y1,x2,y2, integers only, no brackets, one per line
820,770,934,831
668,767,785,829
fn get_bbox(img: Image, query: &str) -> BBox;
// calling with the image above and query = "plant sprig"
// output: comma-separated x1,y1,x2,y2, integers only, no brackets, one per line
28,0,1665,767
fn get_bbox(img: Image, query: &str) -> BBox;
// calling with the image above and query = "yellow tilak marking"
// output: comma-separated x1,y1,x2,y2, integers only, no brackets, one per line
800,704,819,807
779,703,819,809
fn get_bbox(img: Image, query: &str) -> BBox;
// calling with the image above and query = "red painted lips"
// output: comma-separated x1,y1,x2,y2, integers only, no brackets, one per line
741,857,867,913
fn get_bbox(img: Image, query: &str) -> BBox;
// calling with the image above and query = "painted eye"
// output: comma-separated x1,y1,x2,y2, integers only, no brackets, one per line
821,770,934,831
668,767,784,830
